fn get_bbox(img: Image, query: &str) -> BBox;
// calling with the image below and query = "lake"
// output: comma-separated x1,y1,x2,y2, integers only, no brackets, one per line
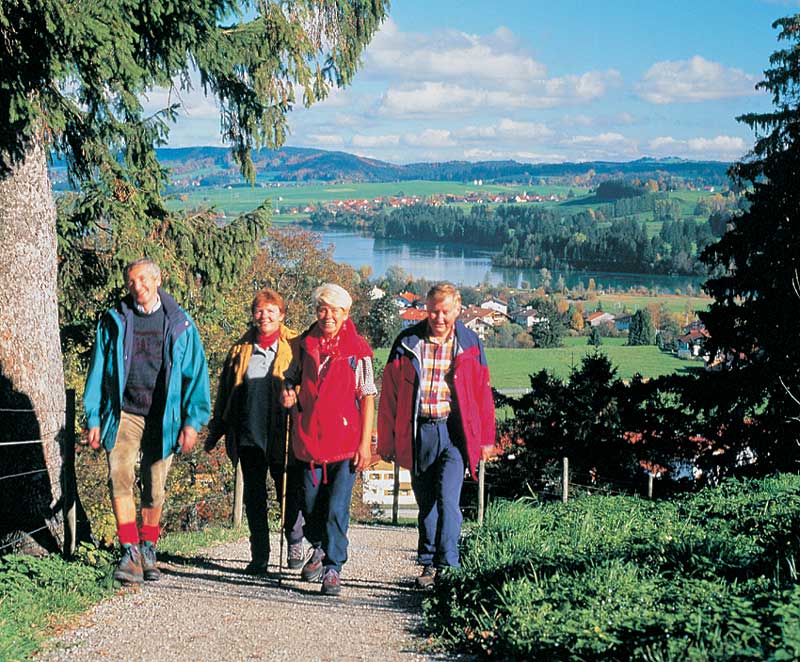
313,227,705,293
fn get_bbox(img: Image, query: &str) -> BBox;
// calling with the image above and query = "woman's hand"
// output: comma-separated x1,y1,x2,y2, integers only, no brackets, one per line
353,439,373,472
281,387,297,409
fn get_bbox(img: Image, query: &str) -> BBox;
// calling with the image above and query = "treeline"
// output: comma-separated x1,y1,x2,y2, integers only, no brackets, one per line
354,203,719,276
496,211,717,275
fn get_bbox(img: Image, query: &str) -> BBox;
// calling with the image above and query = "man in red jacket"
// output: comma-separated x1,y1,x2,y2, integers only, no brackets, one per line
378,283,496,589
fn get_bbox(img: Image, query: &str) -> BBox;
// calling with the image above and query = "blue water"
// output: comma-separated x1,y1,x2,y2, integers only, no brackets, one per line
315,228,705,293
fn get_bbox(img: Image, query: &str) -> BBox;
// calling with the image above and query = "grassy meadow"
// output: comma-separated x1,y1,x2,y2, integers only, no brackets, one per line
373,337,700,390
170,181,593,219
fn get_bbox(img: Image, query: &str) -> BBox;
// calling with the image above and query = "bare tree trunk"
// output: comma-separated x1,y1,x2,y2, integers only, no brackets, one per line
0,136,65,554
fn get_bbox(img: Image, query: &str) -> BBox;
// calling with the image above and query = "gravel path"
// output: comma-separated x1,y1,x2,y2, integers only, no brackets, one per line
39,525,459,662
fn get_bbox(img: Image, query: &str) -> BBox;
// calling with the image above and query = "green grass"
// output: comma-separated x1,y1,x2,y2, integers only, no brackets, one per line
593,292,710,314
167,181,591,218
373,340,700,390
0,544,116,661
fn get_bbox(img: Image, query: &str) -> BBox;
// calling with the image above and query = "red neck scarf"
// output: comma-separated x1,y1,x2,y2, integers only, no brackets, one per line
256,329,280,349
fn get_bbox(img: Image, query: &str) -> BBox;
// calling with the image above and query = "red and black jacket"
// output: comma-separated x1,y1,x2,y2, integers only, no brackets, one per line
378,320,496,479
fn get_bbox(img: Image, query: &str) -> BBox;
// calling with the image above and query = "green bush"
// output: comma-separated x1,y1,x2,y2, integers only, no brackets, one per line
425,475,800,660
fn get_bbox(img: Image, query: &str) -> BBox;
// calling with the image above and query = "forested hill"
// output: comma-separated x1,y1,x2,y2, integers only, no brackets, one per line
48,144,730,188
148,146,730,186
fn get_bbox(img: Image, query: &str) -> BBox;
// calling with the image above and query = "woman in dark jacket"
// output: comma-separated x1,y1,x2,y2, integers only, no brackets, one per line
206,289,304,574
282,283,376,596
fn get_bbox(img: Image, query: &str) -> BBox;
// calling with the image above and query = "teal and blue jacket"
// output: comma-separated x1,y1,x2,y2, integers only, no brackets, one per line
84,289,211,459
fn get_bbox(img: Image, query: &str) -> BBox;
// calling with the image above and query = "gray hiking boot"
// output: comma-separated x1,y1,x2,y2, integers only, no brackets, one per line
113,544,144,584
140,543,161,581
321,567,341,596
287,542,305,570
301,546,325,582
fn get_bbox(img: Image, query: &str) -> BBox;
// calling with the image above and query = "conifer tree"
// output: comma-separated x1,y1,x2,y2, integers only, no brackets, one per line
627,309,656,346
0,0,388,551
700,14,800,471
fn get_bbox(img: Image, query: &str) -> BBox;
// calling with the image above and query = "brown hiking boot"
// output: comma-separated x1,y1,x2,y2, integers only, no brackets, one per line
415,565,436,590
113,544,144,584
140,543,161,581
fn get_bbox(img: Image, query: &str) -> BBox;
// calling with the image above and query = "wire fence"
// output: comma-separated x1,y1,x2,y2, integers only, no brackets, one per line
0,391,75,556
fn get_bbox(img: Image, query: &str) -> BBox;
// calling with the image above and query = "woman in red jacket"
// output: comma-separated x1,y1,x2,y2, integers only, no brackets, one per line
282,283,376,596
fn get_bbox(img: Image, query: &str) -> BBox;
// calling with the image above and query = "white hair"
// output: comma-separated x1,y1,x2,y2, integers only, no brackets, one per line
312,283,353,311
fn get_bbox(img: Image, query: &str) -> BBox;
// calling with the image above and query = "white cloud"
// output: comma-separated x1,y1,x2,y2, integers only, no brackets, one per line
647,134,748,160
351,134,400,148
379,70,620,117
687,135,748,153
568,132,631,146
496,118,553,139
306,134,345,148
462,148,567,163
637,55,758,104
403,129,455,147
457,119,552,141
365,19,547,84
648,136,681,150
563,132,639,160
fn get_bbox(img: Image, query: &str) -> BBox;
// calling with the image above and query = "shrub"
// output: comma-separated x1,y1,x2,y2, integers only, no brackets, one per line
424,475,800,660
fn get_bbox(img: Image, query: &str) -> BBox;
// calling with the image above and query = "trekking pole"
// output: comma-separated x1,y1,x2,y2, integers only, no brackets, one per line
278,413,290,587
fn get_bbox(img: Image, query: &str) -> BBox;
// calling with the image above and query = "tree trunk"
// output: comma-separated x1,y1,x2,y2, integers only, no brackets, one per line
0,136,65,554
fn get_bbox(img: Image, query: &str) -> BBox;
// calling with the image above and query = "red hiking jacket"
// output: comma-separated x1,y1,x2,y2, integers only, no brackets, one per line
378,320,496,479
291,319,373,466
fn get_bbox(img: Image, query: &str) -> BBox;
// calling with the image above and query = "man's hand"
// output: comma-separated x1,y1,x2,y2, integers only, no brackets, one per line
178,426,198,453
480,446,497,462
86,427,102,450
203,434,219,454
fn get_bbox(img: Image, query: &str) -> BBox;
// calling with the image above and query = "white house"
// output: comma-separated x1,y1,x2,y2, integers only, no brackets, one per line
585,311,615,327
459,307,494,340
513,308,547,328
481,297,508,316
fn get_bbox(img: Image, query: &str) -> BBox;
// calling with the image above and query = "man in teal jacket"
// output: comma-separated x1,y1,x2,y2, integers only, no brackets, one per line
84,258,210,583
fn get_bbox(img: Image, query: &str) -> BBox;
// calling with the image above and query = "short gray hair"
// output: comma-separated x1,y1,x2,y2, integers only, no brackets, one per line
312,283,353,311
426,282,461,306
124,257,161,281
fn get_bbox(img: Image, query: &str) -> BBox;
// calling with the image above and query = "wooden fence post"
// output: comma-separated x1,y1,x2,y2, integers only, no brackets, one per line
62,389,77,557
392,462,400,525
477,459,486,525
232,459,243,527
562,456,569,503
647,473,654,499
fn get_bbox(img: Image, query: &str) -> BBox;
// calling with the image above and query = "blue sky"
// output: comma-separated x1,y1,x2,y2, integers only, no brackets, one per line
153,0,796,164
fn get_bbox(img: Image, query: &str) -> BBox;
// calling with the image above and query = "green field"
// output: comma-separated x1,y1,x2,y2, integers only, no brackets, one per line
373,337,700,391
168,180,592,218
592,292,710,314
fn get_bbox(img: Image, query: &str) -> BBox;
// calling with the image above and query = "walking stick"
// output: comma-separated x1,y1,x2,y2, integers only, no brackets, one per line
278,413,291,587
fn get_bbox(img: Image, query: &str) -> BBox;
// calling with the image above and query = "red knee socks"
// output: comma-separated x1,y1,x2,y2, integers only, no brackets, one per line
140,524,160,546
117,521,139,547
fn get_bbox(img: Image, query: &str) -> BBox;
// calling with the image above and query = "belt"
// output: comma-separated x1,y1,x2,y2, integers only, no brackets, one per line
418,416,448,425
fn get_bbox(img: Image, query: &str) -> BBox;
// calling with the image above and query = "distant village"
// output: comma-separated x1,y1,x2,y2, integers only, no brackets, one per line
376,287,713,364
271,185,563,217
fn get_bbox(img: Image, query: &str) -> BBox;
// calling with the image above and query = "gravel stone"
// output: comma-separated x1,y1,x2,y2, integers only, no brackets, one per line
39,525,464,662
